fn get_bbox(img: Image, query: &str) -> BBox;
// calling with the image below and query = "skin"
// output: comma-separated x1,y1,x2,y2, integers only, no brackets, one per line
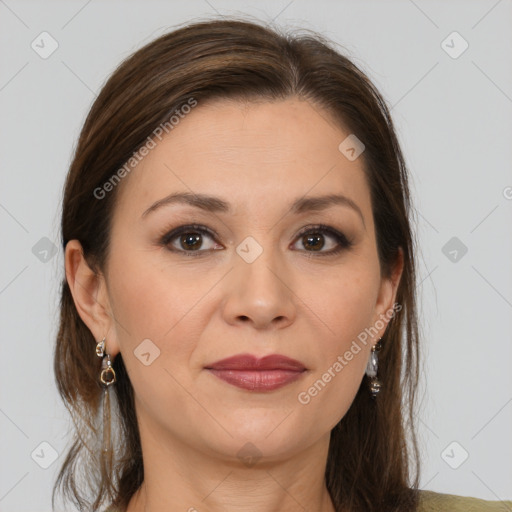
66,97,403,512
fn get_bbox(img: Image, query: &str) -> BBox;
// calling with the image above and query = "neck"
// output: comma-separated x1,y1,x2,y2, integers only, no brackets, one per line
125,418,336,512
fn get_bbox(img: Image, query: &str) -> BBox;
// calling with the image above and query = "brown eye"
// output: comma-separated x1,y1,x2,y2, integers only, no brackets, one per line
292,225,353,256
161,224,221,256
301,233,325,251
178,232,203,251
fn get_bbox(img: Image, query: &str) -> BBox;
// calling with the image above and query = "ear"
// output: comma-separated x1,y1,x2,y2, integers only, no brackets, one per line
64,239,120,358
372,246,404,340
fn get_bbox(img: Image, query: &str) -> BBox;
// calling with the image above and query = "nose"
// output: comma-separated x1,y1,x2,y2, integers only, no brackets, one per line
221,247,297,331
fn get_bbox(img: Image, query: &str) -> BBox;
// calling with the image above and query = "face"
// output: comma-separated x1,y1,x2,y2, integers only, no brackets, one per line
74,97,402,463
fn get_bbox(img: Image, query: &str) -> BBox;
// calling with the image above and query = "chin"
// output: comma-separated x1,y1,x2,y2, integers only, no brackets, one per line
197,416,312,462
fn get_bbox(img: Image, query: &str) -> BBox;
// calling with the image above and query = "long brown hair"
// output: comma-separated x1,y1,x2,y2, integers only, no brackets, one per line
53,16,421,512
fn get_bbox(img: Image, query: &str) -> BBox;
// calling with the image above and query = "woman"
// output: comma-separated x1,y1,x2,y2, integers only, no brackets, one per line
52,17,511,512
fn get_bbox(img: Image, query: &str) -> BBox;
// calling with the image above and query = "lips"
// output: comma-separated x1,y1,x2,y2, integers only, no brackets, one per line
206,354,306,371
205,354,307,391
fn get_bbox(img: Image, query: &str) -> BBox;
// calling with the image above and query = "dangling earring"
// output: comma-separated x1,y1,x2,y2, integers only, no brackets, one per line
365,337,382,399
95,337,116,479
96,337,116,387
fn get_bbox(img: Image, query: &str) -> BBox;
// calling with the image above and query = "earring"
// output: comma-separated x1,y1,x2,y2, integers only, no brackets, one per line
95,337,116,478
365,337,382,399
95,336,117,386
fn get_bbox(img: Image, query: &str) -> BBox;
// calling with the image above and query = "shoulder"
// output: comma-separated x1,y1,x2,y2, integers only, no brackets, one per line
418,489,512,511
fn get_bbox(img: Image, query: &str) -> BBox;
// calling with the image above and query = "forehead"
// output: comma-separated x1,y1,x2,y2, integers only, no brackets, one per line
114,97,372,222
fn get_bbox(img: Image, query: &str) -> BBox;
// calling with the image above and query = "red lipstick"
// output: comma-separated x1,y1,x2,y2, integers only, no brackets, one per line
205,354,307,391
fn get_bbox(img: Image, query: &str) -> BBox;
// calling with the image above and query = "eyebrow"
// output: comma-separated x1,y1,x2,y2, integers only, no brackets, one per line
141,191,365,227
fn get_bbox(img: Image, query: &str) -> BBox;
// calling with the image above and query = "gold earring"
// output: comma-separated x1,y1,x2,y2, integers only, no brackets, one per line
96,337,116,386
95,337,116,478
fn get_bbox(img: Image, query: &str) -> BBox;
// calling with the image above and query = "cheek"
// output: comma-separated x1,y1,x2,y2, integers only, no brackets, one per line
295,263,378,416
106,246,210,371
106,252,212,420
306,264,379,352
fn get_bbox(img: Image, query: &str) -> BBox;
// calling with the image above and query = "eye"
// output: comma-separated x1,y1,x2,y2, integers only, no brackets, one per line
161,224,221,257
160,223,353,257
291,224,353,256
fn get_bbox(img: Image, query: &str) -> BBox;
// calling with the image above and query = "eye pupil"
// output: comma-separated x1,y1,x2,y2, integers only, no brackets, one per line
181,233,202,250
303,233,324,251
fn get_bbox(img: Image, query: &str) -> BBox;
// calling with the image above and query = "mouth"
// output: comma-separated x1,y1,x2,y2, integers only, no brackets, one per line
204,353,307,392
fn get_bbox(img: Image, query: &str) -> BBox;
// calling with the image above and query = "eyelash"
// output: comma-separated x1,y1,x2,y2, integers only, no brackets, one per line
159,223,354,258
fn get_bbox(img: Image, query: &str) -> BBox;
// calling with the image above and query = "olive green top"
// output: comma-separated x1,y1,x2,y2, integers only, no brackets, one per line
104,490,512,511
418,490,512,511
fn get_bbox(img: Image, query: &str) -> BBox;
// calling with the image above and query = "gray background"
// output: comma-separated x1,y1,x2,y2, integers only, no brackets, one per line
1,0,511,510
